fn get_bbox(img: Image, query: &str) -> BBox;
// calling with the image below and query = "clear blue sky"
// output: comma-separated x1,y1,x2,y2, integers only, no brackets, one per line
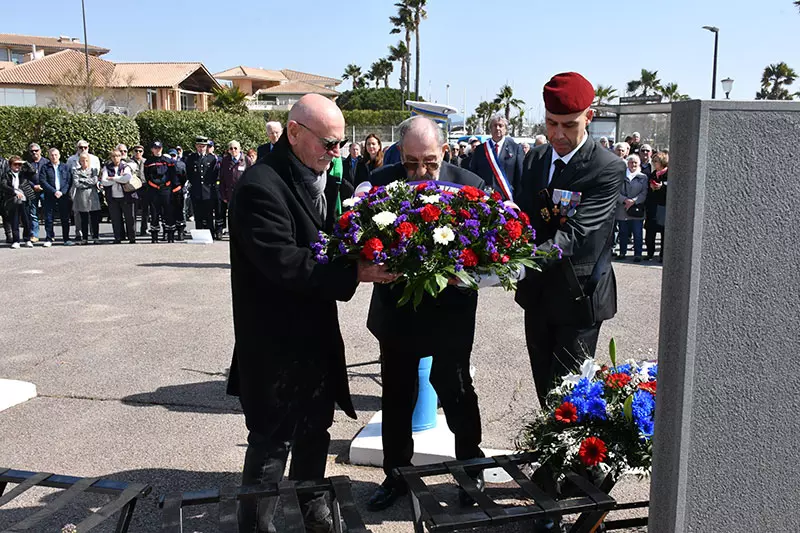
6,0,799,119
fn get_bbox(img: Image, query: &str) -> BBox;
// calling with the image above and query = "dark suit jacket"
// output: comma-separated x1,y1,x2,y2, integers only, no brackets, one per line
366,162,487,356
226,133,360,434
256,142,275,162
341,155,362,188
515,139,625,325
38,161,72,197
469,136,524,200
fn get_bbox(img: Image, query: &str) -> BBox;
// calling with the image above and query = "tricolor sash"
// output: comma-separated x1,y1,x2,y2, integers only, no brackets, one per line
484,141,513,202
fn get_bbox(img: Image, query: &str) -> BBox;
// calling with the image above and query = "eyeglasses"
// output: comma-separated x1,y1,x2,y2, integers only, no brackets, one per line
134,149,143,153
401,159,441,173
120,149,127,153
78,145,89,150
295,121,346,151
640,149,651,153
30,149,40,152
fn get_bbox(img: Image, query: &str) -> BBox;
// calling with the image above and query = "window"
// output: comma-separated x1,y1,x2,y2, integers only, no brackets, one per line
0,88,36,106
10,50,26,64
147,89,157,110
180,92,196,111
257,95,278,104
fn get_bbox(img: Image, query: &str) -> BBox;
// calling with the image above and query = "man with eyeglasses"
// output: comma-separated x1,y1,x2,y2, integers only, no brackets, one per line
130,145,150,236
227,94,395,533
217,140,250,240
24,143,47,242
363,116,489,512
66,140,100,241
638,143,653,179
185,136,220,237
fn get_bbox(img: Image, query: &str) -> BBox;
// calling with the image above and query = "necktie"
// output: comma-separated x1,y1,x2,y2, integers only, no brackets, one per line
550,159,566,186
494,142,500,157
54,166,60,190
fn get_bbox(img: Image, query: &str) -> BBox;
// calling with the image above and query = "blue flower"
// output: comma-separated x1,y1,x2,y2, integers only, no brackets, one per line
564,378,606,421
648,364,658,379
631,390,656,440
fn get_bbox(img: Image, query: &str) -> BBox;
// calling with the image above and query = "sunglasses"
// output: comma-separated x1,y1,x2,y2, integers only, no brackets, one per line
401,159,441,173
31,149,40,152
134,149,143,153
296,121,346,151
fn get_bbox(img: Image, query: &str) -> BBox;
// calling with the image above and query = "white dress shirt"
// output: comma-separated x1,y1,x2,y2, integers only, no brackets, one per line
548,132,589,185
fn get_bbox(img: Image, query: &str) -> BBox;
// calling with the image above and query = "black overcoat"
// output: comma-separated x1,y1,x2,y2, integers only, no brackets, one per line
515,138,625,325
366,162,487,356
226,134,360,435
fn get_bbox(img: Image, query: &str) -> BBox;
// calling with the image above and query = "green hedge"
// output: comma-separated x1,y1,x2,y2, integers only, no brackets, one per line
40,113,140,161
136,110,268,152
251,109,408,129
0,107,140,160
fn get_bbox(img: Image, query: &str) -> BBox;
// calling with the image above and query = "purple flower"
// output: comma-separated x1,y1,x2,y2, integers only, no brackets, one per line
400,201,412,211
552,243,563,259
458,235,471,247
338,242,349,255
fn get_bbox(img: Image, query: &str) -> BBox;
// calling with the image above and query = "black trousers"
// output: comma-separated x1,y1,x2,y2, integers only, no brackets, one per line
79,210,100,241
524,314,603,405
6,203,31,242
216,199,228,232
379,341,484,478
171,189,185,229
192,198,215,230
108,196,136,242
238,374,335,533
645,218,664,258
149,189,174,231
44,196,72,242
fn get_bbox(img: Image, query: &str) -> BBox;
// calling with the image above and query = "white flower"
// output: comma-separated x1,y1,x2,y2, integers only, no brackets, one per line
561,358,601,386
386,180,404,192
421,194,441,204
432,226,455,245
342,197,361,208
637,361,657,381
373,211,398,228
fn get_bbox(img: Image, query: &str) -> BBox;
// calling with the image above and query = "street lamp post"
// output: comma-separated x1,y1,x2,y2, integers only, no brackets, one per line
446,84,450,106
81,0,91,113
721,78,734,99
702,26,719,99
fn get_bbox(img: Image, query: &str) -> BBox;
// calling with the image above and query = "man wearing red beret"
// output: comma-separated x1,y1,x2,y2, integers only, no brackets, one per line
515,72,626,404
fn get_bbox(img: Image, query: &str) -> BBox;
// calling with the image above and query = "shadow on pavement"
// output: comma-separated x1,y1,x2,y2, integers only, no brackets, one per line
120,379,241,414
137,262,231,269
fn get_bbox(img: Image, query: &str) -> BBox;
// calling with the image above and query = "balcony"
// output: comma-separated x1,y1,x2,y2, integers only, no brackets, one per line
246,97,300,112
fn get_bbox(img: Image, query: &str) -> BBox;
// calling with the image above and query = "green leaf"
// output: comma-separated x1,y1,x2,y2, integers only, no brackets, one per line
454,269,478,289
412,286,424,309
623,394,634,421
609,338,617,370
397,282,414,307
434,273,449,292
423,278,437,297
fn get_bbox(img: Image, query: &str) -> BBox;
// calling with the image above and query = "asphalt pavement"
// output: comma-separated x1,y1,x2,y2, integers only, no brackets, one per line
0,223,660,532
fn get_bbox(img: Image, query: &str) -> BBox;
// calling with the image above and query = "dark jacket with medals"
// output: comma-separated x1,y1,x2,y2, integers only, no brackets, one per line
366,162,486,356
185,152,219,201
226,133,360,433
515,138,625,326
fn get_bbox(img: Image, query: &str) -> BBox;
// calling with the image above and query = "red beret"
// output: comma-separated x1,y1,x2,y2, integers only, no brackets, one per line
543,72,594,114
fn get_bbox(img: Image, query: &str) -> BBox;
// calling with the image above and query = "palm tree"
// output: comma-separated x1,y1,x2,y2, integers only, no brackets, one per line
342,64,363,90
363,71,376,89
594,84,618,106
405,0,427,100
387,41,408,95
627,69,661,96
795,0,800,11
658,82,690,102
390,3,415,107
465,115,479,134
493,84,524,122
756,62,797,100
474,100,500,132
210,85,249,114
369,59,394,89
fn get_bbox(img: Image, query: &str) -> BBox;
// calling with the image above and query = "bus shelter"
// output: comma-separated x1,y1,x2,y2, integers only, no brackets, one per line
591,102,673,151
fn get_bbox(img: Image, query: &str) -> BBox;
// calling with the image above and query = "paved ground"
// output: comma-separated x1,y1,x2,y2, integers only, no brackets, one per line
0,224,660,532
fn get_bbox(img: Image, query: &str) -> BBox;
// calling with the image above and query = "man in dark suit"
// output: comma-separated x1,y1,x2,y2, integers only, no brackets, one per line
516,72,625,404
341,141,361,188
39,147,73,246
256,120,283,161
365,116,488,512
227,94,394,533
469,115,524,201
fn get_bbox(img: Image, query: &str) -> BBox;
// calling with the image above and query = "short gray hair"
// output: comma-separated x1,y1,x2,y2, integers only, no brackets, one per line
116,143,128,152
534,134,547,145
265,121,282,132
626,154,641,164
640,143,652,152
29,143,41,151
228,140,241,150
488,114,508,128
614,141,630,152
396,116,446,148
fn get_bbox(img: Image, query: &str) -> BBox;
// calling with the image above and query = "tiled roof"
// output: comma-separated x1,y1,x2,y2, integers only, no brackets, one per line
214,66,287,82
280,69,340,85
255,80,339,96
0,50,220,91
0,61,16,71
0,50,115,85
0,34,109,55
114,62,220,88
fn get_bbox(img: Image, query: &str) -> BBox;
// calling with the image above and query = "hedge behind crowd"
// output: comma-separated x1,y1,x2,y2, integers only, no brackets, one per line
253,109,409,128
0,106,140,160
135,110,268,152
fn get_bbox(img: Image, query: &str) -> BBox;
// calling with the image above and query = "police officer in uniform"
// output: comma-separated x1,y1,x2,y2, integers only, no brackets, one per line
185,136,219,235
169,149,188,241
143,141,177,243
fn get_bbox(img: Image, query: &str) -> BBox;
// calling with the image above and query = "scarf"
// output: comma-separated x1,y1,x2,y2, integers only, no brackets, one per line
289,151,327,220
655,167,668,178
626,169,638,181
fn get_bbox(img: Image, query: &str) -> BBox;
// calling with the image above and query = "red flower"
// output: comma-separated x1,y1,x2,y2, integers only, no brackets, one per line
360,237,384,260
554,401,578,424
395,221,418,239
416,183,429,191
460,248,479,267
490,252,500,262
420,204,441,222
338,211,354,229
605,373,632,389
490,190,502,201
519,211,531,226
458,209,471,219
578,437,608,467
504,219,523,240
638,381,657,395
460,185,484,202
369,185,380,194
501,255,510,264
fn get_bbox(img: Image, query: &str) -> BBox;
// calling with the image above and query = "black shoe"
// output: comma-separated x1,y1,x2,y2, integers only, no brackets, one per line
367,477,407,512
302,495,334,533
457,472,485,507
633,256,642,263
645,255,654,261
